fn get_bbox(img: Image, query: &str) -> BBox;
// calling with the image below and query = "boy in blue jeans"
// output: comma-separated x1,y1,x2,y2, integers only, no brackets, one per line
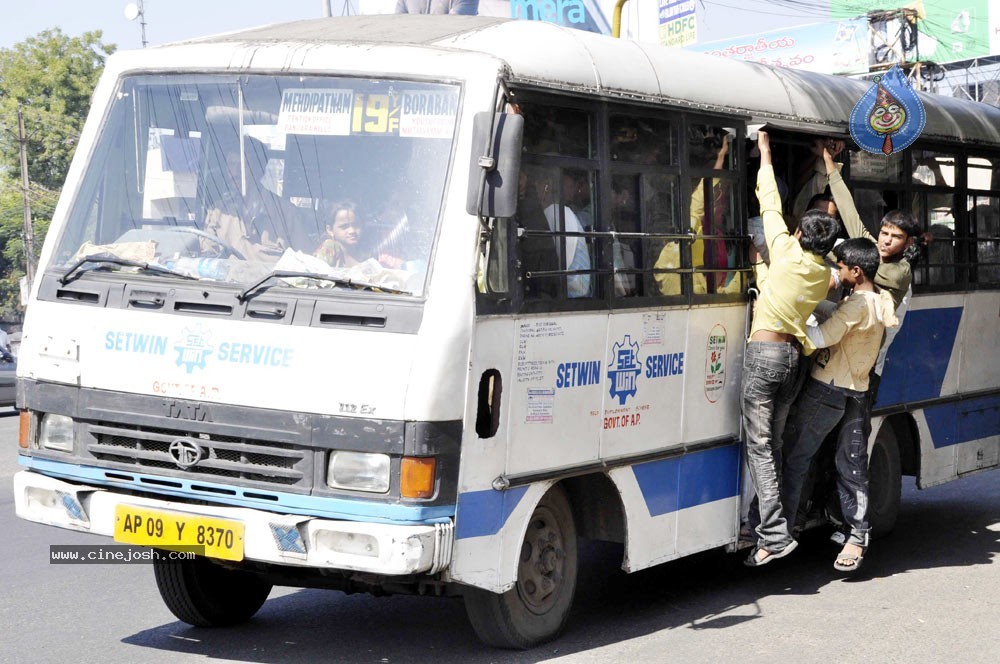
780,238,898,573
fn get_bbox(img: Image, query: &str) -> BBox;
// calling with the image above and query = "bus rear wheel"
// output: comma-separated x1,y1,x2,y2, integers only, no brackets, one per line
867,424,902,538
463,485,578,649
153,555,272,627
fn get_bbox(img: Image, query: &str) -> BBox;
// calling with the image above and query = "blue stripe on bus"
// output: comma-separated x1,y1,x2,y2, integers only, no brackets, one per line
455,486,529,540
923,393,1000,448
877,307,963,407
632,444,740,517
20,457,455,525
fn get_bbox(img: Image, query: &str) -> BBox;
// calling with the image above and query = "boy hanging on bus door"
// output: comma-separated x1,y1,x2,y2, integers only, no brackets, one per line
817,141,928,546
780,238,898,573
821,141,922,398
741,131,840,567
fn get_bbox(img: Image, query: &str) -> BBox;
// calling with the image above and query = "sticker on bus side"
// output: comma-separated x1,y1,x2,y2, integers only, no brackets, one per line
704,324,728,403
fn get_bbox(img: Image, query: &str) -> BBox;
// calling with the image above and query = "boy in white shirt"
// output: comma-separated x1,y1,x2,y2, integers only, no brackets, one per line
780,238,898,573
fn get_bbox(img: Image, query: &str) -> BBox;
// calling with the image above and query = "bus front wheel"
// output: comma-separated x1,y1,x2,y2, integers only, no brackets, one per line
153,555,272,627
867,424,902,538
463,485,578,649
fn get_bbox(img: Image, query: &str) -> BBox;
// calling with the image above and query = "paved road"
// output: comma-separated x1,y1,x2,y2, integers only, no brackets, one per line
3,408,998,663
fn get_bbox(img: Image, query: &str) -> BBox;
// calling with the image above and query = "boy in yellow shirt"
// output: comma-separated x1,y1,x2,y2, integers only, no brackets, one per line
742,132,840,567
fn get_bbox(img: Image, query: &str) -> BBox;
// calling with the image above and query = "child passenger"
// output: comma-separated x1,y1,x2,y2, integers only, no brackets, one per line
821,143,920,398
780,238,898,573
314,201,367,267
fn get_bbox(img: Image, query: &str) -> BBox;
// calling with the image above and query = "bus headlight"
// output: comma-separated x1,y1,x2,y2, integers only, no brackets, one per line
326,451,390,493
39,414,75,452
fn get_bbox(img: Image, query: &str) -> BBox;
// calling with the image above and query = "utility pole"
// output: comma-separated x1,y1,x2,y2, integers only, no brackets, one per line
17,108,35,285
139,0,148,48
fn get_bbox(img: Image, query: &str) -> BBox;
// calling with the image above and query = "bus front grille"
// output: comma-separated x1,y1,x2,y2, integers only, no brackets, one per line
85,422,310,489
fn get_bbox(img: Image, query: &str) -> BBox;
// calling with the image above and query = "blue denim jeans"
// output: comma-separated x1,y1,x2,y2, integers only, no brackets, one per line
780,378,850,531
834,393,871,547
742,341,804,552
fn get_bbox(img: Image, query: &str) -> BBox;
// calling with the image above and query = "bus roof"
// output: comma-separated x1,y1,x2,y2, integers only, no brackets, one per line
170,15,1000,149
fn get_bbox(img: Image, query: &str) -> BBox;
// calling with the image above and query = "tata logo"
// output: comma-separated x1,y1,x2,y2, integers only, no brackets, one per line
607,335,641,405
164,400,211,422
168,439,204,469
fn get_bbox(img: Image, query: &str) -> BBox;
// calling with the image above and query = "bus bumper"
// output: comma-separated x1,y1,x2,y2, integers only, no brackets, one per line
13,470,454,575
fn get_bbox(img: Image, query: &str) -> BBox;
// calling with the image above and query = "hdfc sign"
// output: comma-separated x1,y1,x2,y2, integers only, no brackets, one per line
658,0,697,48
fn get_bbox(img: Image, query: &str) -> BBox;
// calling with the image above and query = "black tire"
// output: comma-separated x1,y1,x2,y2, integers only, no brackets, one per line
867,423,902,538
153,555,272,627
463,485,578,649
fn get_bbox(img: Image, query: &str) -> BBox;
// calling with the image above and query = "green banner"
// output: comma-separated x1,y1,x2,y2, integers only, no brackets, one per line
831,1,995,64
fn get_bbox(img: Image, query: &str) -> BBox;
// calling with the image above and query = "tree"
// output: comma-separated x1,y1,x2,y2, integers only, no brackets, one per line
0,29,114,316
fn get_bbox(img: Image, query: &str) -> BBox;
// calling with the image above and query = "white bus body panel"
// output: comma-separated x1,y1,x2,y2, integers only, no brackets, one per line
875,291,1000,487
451,305,745,590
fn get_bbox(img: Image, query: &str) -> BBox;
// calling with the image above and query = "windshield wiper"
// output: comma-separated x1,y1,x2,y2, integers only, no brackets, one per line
236,270,410,302
59,254,198,285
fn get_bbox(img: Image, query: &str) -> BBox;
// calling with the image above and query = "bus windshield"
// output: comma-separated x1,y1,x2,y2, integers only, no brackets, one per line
51,74,461,296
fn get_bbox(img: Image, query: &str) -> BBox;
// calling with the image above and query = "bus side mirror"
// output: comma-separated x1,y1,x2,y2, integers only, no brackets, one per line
466,112,523,219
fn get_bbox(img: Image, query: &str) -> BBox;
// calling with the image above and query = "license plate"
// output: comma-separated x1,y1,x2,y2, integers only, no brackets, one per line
113,505,245,561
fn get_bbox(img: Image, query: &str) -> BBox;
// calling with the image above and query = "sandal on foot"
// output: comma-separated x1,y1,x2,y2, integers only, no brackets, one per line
744,539,798,568
834,549,865,573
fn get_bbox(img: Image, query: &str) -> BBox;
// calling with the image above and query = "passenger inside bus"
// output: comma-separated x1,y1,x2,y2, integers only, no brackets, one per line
314,200,366,267
203,141,290,263
610,178,638,297
516,167,560,299
519,164,593,299
655,128,740,295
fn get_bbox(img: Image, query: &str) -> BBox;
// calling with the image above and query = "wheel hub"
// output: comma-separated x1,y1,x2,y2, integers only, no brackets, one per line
516,509,566,614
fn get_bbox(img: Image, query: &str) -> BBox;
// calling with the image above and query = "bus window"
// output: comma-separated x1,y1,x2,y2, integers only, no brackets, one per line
969,155,999,191
610,173,641,297
850,148,905,183
970,195,1000,285
609,115,681,299
687,124,733,170
851,187,901,237
911,150,956,187
611,115,675,165
687,123,741,295
911,192,959,288
518,102,598,303
522,105,593,158
517,163,596,300
968,157,1000,286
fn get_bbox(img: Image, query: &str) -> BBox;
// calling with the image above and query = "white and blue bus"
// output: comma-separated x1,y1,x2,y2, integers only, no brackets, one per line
13,15,1000,648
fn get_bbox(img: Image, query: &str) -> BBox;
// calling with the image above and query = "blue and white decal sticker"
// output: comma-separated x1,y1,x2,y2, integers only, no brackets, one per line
607,335,642,405
102,323,296,400
174,326,214,373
